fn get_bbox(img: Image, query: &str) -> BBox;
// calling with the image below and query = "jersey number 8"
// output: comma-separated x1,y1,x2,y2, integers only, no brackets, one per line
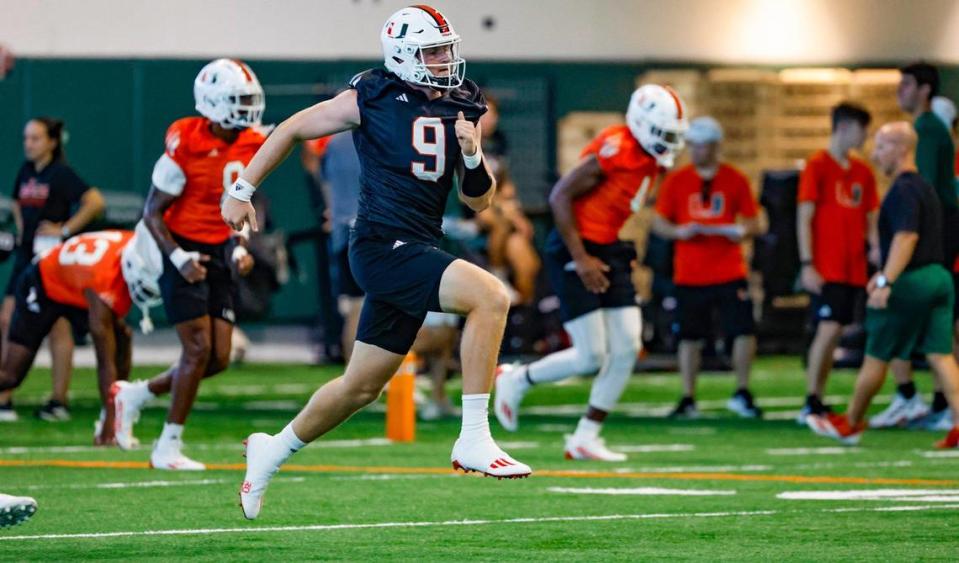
411,117,445,182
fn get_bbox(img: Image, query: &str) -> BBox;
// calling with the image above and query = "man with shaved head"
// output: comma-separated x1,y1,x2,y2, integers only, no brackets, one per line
807,122,959,449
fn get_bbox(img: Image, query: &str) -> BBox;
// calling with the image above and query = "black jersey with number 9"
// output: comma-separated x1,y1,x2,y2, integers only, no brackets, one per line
349,69,487,242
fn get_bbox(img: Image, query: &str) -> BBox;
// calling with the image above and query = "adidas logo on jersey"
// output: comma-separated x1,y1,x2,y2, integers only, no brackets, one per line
395,93,409,103
393,240,406,250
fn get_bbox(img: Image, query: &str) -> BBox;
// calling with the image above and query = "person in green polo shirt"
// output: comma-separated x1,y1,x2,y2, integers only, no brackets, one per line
807,122,959,449
871,62,958,431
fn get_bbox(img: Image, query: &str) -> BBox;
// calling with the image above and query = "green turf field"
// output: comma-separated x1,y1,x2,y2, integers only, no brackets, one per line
2,357,957,561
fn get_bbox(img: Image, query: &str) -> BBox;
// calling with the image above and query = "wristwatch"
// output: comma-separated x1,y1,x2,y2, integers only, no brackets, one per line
876,273,891,289
61,225,71,239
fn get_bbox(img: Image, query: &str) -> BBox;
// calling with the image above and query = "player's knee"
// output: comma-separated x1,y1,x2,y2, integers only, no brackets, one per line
574,346,606,374
180,333,212,373
205,349,230,377
347,380,386,407
0,370,18,392
482,283,511,316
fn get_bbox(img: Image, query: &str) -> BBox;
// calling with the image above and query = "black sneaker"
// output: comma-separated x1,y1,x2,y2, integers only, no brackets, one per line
727,389,762,419
0,401,16,422
34,400,70,422
668,396,699,419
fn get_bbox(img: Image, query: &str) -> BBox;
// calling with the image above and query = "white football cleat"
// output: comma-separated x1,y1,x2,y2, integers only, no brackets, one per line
239,433,283,520
150,442,205,471
0,494,37,528
563,434,627,462
110,381,150,450
494,363,528,432
869,393,929,428
450,436,532,479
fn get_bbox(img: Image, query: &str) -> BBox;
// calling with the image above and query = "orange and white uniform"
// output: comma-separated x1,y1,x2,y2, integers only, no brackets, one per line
573,124,659,243
38,230,134,316
152,116,267,245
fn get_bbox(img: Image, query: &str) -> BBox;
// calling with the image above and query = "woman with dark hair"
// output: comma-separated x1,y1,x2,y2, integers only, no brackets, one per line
0,117,105,423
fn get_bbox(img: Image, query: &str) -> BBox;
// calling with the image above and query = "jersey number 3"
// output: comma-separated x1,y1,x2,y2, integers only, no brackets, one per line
411,117,445,182
59,232,125,266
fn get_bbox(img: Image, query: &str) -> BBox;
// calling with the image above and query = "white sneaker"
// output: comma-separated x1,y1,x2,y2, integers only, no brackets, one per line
451,435,532,479
150,441,205,471
0,403,17,422
564,434,627,462
111,381,150,450
869,393,930,428
239,433,284,520
0,494,37,528
494,363,528,432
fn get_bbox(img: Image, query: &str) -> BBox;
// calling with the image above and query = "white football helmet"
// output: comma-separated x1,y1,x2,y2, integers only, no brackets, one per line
626,84,689,168
121,222,164,334
381,5,465,90
194,58,265,129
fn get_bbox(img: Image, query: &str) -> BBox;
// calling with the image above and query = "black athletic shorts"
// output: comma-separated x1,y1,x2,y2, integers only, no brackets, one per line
159,233,235,325
8,264,88,352
674,279,755,341
543,229,637,323
4,250,32,296
809,282,864,326
335,244,364,299
349,220,456,355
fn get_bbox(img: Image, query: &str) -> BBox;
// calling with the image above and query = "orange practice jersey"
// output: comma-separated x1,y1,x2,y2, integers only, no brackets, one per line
798,150,879,287
656,163,759,286
156,117,266,244
572,125,659,244
38,231,134,317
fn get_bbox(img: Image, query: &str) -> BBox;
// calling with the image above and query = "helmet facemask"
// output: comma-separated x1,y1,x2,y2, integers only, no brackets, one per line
643,124,686,168
222,91,265,129
412,40,465,90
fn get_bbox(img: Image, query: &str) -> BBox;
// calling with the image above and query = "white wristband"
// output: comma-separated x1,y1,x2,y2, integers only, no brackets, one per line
169,247,193,270
232,245,250,263
462,148,483,170
229,178,257,202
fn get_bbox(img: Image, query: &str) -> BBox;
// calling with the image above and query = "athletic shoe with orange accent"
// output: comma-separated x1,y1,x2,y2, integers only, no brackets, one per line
806,412,865,446
934,427,959,449
239,433,284,520
451,436,532,479
110,380,152,451
150,441,205,471
564,434,627,462
494,363,529,432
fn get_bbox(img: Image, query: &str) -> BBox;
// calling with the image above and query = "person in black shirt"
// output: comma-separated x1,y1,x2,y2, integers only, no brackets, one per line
807,122,959,449
0,117,105,423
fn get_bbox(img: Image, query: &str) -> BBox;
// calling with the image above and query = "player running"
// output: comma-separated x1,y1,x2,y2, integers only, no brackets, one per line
0,229,161,445
120,59,263,470
221,5,530,519
494,85,687,460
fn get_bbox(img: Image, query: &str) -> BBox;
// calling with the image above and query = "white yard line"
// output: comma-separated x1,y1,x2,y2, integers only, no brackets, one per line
549,487,736,496
4,504,959,542
23,477,306,491
766,447,862,456
778,489,959,501
615,444,695,453
614,465,772,473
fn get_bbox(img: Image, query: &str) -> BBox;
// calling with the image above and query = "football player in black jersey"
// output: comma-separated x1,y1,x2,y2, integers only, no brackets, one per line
223,5,531,520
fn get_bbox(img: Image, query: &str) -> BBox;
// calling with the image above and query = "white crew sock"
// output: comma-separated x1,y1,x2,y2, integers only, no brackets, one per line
274,423,307,460
459,393,492,441
574,417,602,440
157,422,184,449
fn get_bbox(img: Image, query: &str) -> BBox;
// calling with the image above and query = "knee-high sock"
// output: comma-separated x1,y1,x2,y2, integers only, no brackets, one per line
588,307,641,412
527,310,606,385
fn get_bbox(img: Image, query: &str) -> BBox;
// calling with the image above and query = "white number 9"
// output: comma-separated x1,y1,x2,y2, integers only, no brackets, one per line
411,117,445,182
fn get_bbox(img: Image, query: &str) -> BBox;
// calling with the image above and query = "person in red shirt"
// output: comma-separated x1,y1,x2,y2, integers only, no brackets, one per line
115,59,263,471
797,102,878,422
653,116,764,419
494,84,687,461
0,230,162,445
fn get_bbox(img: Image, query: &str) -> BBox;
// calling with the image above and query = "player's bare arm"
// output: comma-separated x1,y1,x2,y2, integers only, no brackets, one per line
84,289,122,443
651,212,699,241
867,231,919,309
867,209,880,265
548,154,610,293
455,111,496,211
143,187,209,283
797,201,823,292
223,90,361,232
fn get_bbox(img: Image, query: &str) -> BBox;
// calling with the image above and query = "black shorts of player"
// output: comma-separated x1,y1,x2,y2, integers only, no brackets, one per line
348,221,457,355
674,279,755,341
4,250,33,297
809,282,864,326
543,229,637,323
335,243,364,299
7,264,88,352
159,233,235,325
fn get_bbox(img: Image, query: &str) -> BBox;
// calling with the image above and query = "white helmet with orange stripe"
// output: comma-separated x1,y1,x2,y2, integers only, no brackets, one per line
194,58,265,129
626,84,689,168
381,5,465,90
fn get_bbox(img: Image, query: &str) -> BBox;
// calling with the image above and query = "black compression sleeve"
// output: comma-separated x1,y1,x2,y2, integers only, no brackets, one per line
461,159,493,197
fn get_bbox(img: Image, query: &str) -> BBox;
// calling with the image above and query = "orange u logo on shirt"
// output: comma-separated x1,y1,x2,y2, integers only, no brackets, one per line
835,181,863,209
687,192,726,219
